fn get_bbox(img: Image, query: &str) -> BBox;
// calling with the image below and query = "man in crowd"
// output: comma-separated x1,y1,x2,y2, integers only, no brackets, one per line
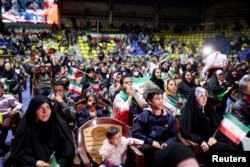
113,76,147,126
34,65,52,96
231,75,250,136
48,80,76,124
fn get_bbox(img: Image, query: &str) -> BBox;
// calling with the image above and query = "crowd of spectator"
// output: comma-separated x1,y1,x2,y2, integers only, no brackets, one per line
1,21,250,166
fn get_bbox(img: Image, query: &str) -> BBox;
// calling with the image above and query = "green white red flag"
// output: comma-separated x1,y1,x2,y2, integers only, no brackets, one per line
218,113,250,145
88,80,100,92
68,80,83,95
68,67,80,80
131,77,150,95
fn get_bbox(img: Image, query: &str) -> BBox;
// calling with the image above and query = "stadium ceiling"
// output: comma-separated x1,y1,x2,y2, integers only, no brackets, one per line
69,0,219,9
69,0,250,9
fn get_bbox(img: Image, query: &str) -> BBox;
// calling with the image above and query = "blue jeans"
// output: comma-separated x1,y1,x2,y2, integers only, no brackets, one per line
38,87,52,96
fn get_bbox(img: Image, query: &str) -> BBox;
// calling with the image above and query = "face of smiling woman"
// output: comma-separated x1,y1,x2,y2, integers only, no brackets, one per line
36,103,52,122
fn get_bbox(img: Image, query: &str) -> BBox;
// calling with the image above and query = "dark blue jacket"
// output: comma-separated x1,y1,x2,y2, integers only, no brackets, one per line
131,107,178,145
73,106,108,132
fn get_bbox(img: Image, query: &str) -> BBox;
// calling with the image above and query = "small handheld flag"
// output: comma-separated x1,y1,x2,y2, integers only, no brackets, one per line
50,151,57,167
68,80,83,95
218,113,250,145
217,89,230,101
68,67,80,80
88,80,100,92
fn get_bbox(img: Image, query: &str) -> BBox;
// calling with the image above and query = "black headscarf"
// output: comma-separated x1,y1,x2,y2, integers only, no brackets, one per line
177,70,197,99
11,95,74,167
206,71,226,97
150,68,164,91
225,68,240,89
180,88,221,144
2,67,16,81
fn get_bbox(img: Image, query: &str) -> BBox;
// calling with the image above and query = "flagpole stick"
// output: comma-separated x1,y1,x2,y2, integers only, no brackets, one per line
212,128,218,138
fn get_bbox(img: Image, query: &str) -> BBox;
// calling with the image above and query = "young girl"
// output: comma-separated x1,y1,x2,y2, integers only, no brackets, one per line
73,94,108,132
99,126,144,167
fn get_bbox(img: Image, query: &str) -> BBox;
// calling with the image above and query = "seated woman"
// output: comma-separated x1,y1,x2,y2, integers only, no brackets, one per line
73,94,109,132
163,78,186,117
131,88,178,167
11,95,75,167
224,68,240,113
180,87,236,162
143,68,164,98
177,70,197,100
206,70,231,118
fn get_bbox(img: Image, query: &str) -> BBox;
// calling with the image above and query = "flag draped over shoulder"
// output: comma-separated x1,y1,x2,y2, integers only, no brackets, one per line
68,67,80,80
0,78,9,91
68,80,83,95
131,77,150,94
218,113,250,145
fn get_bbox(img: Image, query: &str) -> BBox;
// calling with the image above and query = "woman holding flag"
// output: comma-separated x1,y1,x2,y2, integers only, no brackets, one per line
206,70,232,118
11,95,75,167
180,87,236,162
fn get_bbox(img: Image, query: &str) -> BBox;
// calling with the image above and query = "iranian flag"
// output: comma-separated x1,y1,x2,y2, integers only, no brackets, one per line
0,78,9,91
218,113,250,145
68,67,80,80
131,77,150,95
68,80,83,95
89,80,100,92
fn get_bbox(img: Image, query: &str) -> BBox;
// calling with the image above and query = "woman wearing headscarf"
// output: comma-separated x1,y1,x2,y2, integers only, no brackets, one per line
177,70,197,100
180,87,235,162
224,68,240,113
206,70,232,118
11,95,75,167
143,68,164,98
163,78,186,117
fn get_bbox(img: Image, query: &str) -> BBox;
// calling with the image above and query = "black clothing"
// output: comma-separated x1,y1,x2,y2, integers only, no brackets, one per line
11,95,74,167
177,71,197,99
206,72,228,117
152,143,197,167
180,89,236,154
231,98,250,137
149,68,164,91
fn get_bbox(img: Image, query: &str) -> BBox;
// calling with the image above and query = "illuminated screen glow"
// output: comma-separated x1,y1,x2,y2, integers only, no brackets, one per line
1,0,58,24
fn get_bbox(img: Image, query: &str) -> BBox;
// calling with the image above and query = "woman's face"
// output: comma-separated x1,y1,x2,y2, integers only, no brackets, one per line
87,96,97,107
155,69,162,79
185,72,192,83
60,66,65,72
116,74,122,82
231,70,237,77
36,103,52,122
79,64,84,70
217,73,224,81
197,92,207,107
101,67,107,73
167,80,177,94
4,63,11,71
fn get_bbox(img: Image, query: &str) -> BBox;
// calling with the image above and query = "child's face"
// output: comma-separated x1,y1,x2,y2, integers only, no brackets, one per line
108,133,121,146
87,96,96,106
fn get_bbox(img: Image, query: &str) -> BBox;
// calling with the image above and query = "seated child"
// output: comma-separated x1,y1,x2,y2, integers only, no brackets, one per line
99,126,144,167
73,94,108,132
